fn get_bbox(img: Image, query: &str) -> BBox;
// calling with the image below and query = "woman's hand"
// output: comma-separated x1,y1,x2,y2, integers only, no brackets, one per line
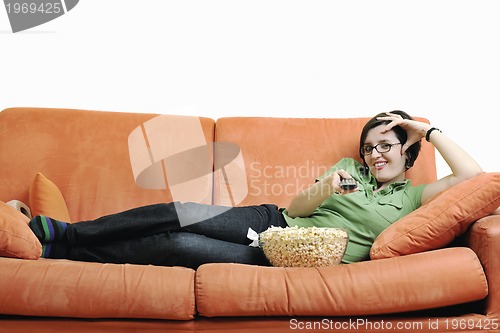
286,170,357,218
377,112,432,153
377,112,482,204
330,169,359,195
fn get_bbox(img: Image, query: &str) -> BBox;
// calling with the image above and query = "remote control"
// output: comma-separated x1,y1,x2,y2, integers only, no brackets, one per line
339,177,357,190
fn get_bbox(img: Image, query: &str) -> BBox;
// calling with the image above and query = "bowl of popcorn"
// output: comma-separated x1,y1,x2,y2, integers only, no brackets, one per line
259,226,349,267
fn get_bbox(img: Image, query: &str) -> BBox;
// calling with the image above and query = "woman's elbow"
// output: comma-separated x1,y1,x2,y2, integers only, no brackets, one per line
286,206,311,219
286,207,300,218
462,168,484,181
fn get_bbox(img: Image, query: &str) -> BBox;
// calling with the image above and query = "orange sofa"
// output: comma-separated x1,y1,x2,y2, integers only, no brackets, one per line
0,107,499,332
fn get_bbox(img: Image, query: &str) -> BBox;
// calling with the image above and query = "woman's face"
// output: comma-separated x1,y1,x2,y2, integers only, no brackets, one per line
363,124,407,185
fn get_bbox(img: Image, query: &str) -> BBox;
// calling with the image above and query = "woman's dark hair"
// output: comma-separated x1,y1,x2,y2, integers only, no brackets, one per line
359,110,421,170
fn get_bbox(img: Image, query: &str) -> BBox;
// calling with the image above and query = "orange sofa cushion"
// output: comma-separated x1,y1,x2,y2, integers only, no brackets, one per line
214,117,437,208
0,201,41,259
0,258,196,320
196,247,487,317
29,173,71,222
0,108,215,221
371,172,500,259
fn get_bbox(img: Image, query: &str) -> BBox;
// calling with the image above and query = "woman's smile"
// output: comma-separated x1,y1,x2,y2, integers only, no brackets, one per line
373,160,388,170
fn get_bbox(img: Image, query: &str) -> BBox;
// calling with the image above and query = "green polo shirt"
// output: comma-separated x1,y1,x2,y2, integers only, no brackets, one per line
281,158,426,263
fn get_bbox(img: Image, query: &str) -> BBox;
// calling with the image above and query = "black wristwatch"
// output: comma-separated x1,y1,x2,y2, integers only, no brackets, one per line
425,127,442,142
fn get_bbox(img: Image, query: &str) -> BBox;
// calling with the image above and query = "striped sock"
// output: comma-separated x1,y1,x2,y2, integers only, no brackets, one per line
41,243,52,257
41,243,69,259
29,216,68,243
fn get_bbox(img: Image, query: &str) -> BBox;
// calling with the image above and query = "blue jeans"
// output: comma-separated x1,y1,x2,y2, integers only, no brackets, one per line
63,202,288,269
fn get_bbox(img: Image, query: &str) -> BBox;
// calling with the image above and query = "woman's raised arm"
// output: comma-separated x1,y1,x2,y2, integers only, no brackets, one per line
380,113,483,204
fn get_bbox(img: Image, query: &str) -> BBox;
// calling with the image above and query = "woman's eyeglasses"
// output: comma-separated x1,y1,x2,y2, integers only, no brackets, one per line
361,142,401,156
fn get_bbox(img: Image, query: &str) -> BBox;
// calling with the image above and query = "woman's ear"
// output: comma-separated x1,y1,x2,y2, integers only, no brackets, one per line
405,153,413,170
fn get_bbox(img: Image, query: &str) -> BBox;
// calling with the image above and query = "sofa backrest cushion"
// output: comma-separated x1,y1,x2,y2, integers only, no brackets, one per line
0,108,215,221
214,117,437,208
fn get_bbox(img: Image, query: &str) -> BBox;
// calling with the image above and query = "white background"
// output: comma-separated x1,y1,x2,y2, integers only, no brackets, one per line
1,0,499,178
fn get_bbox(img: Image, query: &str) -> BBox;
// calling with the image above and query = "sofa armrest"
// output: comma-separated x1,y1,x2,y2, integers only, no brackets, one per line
466,214,500,319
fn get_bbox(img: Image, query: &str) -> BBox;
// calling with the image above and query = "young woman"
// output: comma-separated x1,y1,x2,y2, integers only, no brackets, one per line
28,111,483,268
